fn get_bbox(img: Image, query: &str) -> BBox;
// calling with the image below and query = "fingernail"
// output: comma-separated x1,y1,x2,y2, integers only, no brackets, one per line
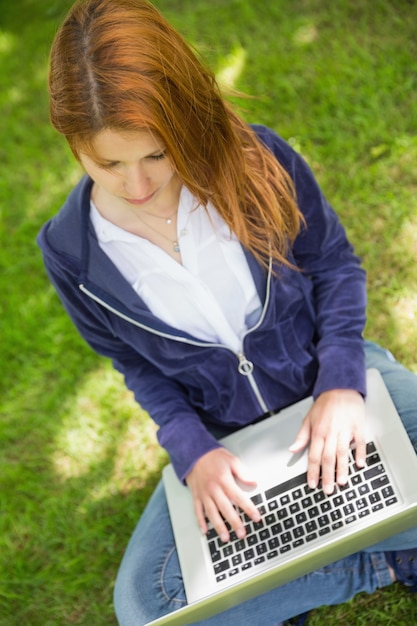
308,479,317,489
237,527,246,539
220,532,229,543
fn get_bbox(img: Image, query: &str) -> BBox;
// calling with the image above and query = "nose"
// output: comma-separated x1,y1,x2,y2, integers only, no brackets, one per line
124,163,150,199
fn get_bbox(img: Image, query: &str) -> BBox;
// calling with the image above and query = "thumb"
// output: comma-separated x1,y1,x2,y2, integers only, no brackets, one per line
289,418,311,453
231,456,258,487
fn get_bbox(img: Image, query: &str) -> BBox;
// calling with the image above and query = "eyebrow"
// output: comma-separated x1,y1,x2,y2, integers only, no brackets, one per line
96,146,167,165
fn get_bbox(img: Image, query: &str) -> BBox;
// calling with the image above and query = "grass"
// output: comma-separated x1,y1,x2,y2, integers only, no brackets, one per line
1,0,417,624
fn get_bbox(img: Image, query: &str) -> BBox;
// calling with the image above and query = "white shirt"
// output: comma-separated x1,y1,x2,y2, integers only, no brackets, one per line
90,186,262,353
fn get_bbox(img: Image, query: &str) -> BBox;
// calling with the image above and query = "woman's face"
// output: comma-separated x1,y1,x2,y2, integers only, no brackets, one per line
79,128,182,215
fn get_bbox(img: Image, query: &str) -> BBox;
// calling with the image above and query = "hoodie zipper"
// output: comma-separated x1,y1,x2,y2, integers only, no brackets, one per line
79,257,272,414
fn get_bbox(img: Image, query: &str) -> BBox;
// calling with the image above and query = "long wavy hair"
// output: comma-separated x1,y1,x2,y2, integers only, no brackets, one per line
49,0,303,268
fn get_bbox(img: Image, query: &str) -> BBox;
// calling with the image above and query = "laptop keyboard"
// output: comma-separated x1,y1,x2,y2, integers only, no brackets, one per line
206,441,399,583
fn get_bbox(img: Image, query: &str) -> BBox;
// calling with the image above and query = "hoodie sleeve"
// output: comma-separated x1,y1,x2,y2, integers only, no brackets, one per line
253,125,367,398
37,223,222,482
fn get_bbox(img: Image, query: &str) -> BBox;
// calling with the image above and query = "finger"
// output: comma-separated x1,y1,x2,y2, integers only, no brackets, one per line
353,429,367,469
320,433,340,494
335,432,352,486
230,456,258,489
306,434,324,490
207,493,244,543
289,418,312,453
193,496,208,536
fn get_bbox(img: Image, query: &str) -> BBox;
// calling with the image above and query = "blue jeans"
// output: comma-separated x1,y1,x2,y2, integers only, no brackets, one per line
114,342,417,625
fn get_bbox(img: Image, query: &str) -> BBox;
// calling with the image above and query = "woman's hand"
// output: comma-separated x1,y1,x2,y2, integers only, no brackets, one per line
289,389,367,494
185,447,261,543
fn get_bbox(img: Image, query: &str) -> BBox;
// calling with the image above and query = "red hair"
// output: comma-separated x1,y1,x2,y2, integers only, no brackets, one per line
49,0,303,268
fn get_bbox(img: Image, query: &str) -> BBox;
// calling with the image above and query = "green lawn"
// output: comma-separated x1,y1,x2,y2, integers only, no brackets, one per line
1,0,417,624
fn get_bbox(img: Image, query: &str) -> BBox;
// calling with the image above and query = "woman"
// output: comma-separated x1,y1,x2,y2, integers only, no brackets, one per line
38,0,417,623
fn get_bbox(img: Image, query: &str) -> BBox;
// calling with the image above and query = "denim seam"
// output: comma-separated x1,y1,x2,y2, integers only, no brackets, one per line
370,552,394,588
159,544,187,607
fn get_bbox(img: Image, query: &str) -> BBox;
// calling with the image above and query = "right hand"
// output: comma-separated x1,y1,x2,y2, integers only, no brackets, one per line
185,447,261,542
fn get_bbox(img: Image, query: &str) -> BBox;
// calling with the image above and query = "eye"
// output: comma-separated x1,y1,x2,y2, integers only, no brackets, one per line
148,151,167,161
100,161,120,170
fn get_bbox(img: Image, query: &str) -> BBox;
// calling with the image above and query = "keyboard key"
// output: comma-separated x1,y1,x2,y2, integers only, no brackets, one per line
306,532,318,542
296,512,307,524
369,492,381,505
244,548,255,560
306,520,317,533
318,514,330,528
222,545,233,557
277,508,289,520
292,488,303,500
308,506,320,518
268,537,279,550
343,503,355,516
371,475,390,490
332,521,343,530
364,464,385,480
382,486,394,499
356,497,368,510
211,551,221,563
214,560,230,574
265,472,307,500
251,493,263,505
366,452,381,466
255,556,265,565
234,539,245,552
265,513,276,525
290,502,301,514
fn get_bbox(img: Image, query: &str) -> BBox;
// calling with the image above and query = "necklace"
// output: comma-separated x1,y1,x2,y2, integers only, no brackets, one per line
141,208,178,225
134,211,181,253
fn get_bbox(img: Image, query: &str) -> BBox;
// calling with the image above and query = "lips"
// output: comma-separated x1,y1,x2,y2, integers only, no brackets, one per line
124,191,156,206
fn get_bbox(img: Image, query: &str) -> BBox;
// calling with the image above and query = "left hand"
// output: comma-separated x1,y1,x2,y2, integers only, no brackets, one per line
289,389,367,494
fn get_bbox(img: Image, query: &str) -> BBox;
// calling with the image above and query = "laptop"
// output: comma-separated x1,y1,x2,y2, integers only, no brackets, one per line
146,368,417,625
